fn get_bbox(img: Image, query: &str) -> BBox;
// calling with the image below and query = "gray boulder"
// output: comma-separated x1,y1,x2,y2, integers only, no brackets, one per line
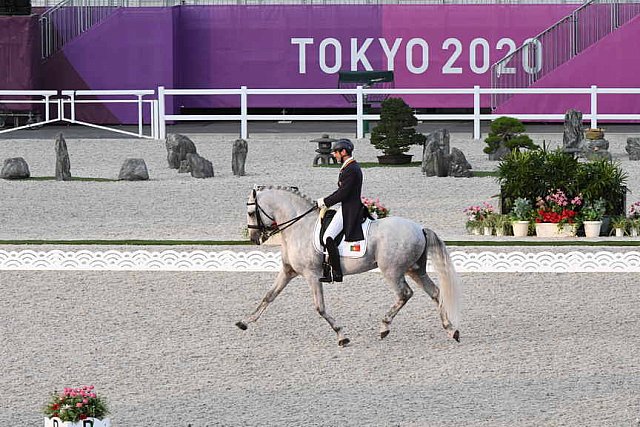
118,158,149,181
166,133,197,169
187,153,214,178
422,129,450,177
449,147,473,178
563,109,583,154
1,157,30,179
232,138,248,176
580,138,611,160
178,159,191,173
55,133,71,181
626,137,640,160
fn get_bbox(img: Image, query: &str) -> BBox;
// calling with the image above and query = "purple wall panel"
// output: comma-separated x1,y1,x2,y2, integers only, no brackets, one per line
496,15,640,117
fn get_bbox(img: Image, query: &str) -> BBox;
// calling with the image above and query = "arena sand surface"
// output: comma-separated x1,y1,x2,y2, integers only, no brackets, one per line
1,130,639,425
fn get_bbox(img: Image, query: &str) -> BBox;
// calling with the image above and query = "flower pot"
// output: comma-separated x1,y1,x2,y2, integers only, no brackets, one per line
512,221,529,237
585,128,604,140
483,226,492,236
377,154,413,165
615,228,625,237
495,228,505,237
535,223,577,238
632,229,639,237
45,418,110,427
583,220,603,238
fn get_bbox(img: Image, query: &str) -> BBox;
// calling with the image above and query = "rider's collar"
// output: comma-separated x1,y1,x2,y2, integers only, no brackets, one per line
340,157,355,170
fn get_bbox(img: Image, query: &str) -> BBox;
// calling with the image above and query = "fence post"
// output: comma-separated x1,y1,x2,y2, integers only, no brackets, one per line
590,85,598,129
356,85,364,139
240,85,248,140
473,85,481,140
137,94,143,137
157,86,166,140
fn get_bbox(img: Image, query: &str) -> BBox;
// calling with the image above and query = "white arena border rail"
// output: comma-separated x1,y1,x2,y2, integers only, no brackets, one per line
1,249,639,273
157,85,640,141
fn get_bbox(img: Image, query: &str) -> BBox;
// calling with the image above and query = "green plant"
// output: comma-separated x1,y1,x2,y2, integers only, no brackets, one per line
497,149,627,217
44,385,108,422
580,198,606,221
610,215,629,230
370,97,426,156
492,213,512,235
483,116,539,156
510,197,533,221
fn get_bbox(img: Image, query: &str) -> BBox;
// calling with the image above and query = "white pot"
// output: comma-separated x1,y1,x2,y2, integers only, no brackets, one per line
583,220,603,238
615,228,625,237
535,223,577,238
45,418,110,427
633,229,639,237
483,226,492,236
512,221,529,237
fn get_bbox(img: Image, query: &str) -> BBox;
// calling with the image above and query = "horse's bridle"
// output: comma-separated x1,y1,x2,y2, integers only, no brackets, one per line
247,187,317,242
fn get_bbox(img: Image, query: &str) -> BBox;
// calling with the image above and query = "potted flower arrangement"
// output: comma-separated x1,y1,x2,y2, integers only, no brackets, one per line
580,198,606,237
509,197,533,237
490,213,511,237
463,201,495,235
628,200,640,237
43,385,109,427
534,189,582,237
362,197,390,219
610,215,629,237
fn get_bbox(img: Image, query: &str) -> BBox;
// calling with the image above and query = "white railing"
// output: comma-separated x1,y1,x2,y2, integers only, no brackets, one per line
0,89,157,138
157,85,640,140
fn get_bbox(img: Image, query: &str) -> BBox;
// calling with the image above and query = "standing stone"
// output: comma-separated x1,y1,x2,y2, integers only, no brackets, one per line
626,137,640,160
232,138,248,176
187,153,214,178
178,159,191,173
422,129,450,176
55,133,71,181
166,133,197,169
563,109,583,153
1,157,30,179
118,158,149,181
449,147,473,178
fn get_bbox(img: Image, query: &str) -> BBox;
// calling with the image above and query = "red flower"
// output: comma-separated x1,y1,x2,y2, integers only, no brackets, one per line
79,414,88,420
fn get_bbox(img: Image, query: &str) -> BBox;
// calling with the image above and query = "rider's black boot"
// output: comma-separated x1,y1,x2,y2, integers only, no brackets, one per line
319,259,333,283
322,237,342,283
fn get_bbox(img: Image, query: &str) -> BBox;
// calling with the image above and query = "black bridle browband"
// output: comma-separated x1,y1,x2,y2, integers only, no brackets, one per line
247,188,316,241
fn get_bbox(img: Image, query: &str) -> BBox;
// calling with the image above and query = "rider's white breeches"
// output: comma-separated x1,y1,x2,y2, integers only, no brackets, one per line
323,206,343,244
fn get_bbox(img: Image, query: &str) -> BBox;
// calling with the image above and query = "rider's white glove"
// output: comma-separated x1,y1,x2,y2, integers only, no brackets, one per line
316,198,326,208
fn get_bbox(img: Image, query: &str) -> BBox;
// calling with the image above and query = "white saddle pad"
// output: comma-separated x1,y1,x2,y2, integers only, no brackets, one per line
312,216,373,259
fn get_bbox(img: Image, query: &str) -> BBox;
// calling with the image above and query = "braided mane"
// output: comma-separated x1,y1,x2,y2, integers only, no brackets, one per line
255,185,315,207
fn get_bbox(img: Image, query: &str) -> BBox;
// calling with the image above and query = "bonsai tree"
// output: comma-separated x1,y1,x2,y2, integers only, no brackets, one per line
370,97,426,156
483,116,539,160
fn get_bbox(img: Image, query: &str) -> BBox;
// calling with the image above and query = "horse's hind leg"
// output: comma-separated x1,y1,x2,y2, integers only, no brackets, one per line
236,265,297,330
379,272,413,339
406,269,456,338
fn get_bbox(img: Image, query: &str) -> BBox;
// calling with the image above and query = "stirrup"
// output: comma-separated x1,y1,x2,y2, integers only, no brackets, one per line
319,262,333,282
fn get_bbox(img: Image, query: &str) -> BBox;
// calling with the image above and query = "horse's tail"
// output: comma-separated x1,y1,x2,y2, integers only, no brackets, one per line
423,228,461,328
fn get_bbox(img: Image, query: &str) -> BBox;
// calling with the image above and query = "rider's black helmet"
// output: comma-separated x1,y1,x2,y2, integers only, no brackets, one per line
331,138,354,154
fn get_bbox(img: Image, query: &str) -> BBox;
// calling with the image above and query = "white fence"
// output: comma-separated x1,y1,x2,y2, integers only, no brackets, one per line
158,85,640,140
3,86,640,140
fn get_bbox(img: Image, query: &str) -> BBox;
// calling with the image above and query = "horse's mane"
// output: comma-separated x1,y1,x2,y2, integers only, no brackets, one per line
256,185,315,207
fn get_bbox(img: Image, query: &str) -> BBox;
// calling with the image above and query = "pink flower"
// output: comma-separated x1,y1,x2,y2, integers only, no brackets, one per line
76,402,83,408
89,393,96,398
83,399,89,404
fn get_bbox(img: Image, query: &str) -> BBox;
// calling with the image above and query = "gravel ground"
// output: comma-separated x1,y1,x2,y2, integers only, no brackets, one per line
1,131,640,426
1,131,639,241
0,270,638,426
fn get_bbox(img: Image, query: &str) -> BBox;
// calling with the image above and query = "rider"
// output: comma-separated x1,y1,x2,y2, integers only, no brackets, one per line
316,138,364,283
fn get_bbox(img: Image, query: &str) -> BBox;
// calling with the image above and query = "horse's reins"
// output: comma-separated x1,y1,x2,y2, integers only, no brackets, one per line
247,189,317,240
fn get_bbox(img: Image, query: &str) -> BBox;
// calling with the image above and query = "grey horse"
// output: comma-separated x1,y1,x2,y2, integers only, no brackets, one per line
236,185,461,346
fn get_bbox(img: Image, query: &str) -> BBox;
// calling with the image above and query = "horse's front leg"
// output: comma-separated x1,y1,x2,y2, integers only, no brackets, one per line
306,276,350,347
236,265,297,330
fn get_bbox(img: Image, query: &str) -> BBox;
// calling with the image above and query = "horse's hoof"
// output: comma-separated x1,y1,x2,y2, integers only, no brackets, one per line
380,330,390,340
235,321,248,331
338,337,350,347
452,330,460,342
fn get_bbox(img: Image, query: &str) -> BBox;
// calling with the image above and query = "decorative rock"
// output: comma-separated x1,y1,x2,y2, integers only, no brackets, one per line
1,157,30,179
486,144,510,161
187,153,214,178
626,137,640,160
54,133,71,181
562,109,583,154
580,138,611,160
166,133,197,169
232,138,248,176
422,129,450,177
178,159,191,173
118,158,149,181
449,147,473,178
